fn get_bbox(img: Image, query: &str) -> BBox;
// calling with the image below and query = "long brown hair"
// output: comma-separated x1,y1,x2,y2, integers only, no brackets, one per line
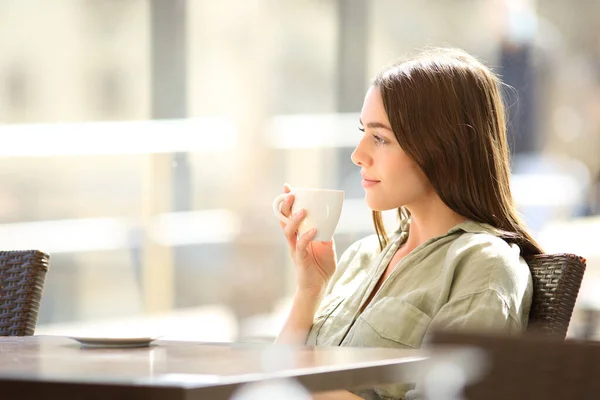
371,48,543,259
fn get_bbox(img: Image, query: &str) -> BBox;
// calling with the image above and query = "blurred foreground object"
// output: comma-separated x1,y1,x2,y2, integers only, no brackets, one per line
230,378,311,400
424,331,600,400
231,344,311,400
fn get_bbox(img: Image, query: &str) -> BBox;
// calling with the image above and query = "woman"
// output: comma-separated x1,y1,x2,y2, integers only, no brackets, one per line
276,47,542,400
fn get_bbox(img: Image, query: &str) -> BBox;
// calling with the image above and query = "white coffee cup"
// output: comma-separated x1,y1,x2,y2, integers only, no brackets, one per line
272,188,344,242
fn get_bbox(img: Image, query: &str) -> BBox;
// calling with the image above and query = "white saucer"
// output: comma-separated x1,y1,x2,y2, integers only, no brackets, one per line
69,336,160,348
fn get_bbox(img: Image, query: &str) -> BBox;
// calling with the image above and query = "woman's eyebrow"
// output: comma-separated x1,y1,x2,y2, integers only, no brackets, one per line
358,118,393,131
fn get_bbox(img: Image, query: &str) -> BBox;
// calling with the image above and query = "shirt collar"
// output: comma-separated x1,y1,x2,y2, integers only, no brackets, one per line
396,218,503,237
447,220,503,237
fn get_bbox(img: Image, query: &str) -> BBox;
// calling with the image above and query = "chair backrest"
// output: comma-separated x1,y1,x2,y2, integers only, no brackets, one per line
526,253,586,338
427,331,600,400
0,250,50,336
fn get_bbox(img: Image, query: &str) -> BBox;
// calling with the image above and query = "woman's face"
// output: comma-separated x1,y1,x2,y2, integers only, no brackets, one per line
351,86,434,211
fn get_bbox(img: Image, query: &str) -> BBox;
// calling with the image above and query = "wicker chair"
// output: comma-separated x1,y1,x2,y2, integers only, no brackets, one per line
0,250,50,336
526,253,586,338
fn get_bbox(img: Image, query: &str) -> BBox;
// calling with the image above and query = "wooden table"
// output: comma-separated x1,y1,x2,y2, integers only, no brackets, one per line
0,335,427,399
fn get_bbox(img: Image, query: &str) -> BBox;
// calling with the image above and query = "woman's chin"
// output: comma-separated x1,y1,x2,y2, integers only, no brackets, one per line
365,197,397,212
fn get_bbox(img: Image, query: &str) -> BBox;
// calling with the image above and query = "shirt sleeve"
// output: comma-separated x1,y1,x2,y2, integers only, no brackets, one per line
352,384,414,400
425,289,523,335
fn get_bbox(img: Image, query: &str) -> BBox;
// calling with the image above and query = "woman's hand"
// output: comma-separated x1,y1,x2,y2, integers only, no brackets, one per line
279,184,337,298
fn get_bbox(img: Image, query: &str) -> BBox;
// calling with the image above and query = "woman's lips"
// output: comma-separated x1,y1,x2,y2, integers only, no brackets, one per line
360,171,380,188
361,178,380,188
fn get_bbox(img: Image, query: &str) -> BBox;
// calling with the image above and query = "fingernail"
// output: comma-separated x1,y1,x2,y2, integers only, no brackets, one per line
293,209,305,218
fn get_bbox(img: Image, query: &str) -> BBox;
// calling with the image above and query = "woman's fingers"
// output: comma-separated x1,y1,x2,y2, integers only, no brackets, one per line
278,184,294,230
295,228,317,260
283,209,305,238
278,193,295,231
279,184,305,257
280,193,294,218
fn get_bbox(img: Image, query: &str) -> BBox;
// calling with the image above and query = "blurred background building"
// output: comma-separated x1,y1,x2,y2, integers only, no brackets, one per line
0,0,599,341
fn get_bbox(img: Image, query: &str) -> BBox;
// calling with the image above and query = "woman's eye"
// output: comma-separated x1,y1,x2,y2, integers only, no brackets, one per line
358,126,386,145
373,134,385,144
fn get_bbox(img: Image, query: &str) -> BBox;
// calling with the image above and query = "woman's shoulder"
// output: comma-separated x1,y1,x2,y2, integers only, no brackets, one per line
453,231,522,262
446,224,531,298
449,221,524,265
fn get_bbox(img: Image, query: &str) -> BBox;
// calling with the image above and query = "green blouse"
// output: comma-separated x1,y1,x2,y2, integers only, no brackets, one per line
305,220,532,399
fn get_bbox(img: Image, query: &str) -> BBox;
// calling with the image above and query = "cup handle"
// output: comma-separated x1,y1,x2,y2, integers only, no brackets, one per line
272,193,292,224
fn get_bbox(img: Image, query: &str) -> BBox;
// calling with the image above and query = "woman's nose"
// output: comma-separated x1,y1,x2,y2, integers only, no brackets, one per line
351,139,370,167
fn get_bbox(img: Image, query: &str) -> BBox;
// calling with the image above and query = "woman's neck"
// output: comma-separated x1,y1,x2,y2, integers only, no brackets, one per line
403,196,467,251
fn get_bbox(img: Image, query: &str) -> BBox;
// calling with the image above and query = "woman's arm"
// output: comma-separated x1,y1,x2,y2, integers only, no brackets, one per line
277,293,366,398
275,184,338,344
275,290,322,345
312,390,364,399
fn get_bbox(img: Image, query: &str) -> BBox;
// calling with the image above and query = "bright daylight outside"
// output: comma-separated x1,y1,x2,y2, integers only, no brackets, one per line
1,0,600,398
